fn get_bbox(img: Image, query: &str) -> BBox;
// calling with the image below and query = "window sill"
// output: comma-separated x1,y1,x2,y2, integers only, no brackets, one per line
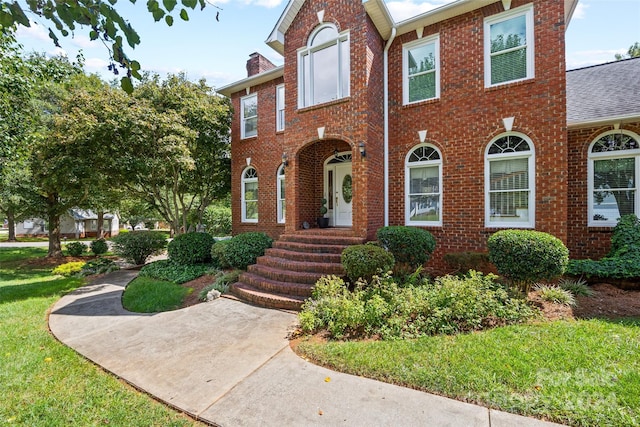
241,135,258,141
402,97,440,109
297,97,350,113
484,77,535,92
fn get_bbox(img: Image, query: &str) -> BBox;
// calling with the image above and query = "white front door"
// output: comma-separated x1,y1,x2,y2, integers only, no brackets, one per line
334,163,353,226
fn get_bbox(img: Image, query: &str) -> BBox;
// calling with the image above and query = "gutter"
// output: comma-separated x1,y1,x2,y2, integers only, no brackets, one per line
383,27,397,226
567,114,640,130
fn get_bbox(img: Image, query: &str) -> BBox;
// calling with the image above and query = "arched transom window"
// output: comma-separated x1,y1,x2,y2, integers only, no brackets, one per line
298,24,350,108
485,133,535,227
242,167,258,223
588,130,640,226
405,144,442,225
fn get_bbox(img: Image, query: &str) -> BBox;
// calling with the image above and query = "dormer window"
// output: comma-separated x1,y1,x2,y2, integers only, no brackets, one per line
298,24,350,108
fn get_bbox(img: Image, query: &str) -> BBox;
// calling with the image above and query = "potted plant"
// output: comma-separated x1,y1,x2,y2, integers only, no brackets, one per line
317,198,329,228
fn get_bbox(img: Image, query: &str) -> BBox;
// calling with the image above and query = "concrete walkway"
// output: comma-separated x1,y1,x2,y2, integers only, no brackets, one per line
49,270,564,427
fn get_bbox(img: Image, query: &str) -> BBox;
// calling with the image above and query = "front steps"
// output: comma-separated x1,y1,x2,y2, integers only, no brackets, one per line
231,230,364,310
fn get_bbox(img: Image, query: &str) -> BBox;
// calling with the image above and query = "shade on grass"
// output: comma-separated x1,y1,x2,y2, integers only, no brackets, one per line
122,276,192,313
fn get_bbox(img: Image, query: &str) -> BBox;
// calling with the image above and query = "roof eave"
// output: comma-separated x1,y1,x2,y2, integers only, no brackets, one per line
217,66,285,97
567,114,640,130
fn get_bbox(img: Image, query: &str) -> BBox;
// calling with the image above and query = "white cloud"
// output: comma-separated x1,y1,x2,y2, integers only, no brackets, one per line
385,0,453,22
48,46,68,57
572,2,588,19
71,35,100,49
566,48,622,70
15,22,50,42
84,57,110,70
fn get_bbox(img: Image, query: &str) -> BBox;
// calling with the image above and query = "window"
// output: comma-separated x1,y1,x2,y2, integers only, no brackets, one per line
298,24,350,107
276,84,285,131
241,94,257,139
588,130,640,227
403,35,440,104
405,144,442,225
485,133,535,227
484,4,534,87
277,164,286,223
242,167,258,222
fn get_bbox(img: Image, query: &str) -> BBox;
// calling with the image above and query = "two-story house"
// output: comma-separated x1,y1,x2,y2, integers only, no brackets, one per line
218,0,640,309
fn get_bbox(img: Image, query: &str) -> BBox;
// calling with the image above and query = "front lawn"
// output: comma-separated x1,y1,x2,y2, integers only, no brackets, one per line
122,277,193,313
0,247,204,426
296,318,640,427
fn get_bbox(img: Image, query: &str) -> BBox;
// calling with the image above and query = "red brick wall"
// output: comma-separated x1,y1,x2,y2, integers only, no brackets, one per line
567,122,640,259
386,0,568,273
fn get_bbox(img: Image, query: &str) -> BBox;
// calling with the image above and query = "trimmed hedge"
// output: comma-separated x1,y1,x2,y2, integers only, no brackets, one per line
66,241,87,257
167,232,215,265
223,232,273,269
111,231,167,265
341,244,395,283
376,226,436,270
487,230,568,291
90,239,109,255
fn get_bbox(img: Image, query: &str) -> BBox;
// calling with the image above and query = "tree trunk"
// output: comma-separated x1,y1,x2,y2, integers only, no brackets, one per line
97,211,104,238
7,209,17,241
46,194,63,258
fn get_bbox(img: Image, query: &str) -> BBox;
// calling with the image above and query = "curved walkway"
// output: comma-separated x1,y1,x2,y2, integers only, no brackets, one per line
49,270,564,427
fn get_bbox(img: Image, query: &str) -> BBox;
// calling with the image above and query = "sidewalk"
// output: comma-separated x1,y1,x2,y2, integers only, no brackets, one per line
49,270,565,427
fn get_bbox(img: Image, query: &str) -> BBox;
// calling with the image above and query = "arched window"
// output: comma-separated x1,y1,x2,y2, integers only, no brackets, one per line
298,23,350,107
277,165,286,224
242,167,258,223
588,130,640,226
485,133,535,227
405,144,442,225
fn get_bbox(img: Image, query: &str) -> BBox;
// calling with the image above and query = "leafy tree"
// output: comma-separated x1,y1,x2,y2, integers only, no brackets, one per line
615,42,640,60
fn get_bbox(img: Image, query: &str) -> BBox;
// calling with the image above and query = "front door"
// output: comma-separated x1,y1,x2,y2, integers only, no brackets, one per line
334,163,353,226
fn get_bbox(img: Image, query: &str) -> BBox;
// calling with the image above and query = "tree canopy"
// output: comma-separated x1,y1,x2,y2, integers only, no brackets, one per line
615,42,640,61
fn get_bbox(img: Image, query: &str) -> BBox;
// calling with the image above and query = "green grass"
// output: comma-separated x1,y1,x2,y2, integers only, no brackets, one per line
0,247,204,426
122,277,192,313
297,319,640,426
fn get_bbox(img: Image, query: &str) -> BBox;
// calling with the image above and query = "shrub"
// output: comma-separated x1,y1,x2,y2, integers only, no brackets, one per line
139,259,216,284
89,238,109,255
79,257,119,276
299,271,536,340
66,241,87,257
443,251,492,274
557,277,593,297
487,230,568,292
202,205,232,236
110,231,167,265
376,226,436,271
534,284,577,307
52,261,86,277
198,270,241,300
211,239,232,269
341,244,395,283
167,232,215,265
224,232,273,269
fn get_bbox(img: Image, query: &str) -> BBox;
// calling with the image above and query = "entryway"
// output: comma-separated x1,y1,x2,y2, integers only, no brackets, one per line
325,152,352,227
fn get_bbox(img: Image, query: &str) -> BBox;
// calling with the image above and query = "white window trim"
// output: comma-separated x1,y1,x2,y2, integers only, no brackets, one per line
484,132,535,228
240,93,257,139
587,129,640,227
484,3,535,88
277,164,286,224
402,34,440,105
405,143,443,226
276,84,285,132
297,24,350,108
241,166,258,223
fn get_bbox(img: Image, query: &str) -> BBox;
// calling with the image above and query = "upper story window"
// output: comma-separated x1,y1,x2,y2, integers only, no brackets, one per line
405,144,442,226
588,130,640,227
241,93,257,139
403,34,440,104
484,4,534,87
298,24,350,108
276,84,285,132
242,166,258,222
485,133,535,228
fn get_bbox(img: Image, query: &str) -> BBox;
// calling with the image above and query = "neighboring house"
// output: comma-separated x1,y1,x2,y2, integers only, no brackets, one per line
15,209,120,238
217,0,639,278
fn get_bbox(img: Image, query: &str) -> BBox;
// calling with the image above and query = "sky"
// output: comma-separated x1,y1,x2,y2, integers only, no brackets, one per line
14,0,640,90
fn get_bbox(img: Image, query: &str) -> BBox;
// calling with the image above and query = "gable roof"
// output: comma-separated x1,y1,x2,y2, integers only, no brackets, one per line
566,57,640,128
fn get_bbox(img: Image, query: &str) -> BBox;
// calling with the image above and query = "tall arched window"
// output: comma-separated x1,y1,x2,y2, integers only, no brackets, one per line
588,130,640,226
485,133,535,227
405,144,442,226
242,167,258,223
298,23,350,108
277,164,286,224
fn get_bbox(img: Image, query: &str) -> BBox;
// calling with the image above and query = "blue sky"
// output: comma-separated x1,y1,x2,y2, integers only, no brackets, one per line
15,0,640,90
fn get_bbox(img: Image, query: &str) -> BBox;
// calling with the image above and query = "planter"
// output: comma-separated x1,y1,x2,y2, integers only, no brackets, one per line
317,217,330,228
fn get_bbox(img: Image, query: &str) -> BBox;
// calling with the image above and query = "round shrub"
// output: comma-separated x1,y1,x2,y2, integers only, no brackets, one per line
66,241,87,257
341,244,395,283
224,232,273,270
167,232,215,265
111,231,167,265
52,261,86,277
487,230,568,291
376,226,436,270
90,238,109,255
211,239,232,269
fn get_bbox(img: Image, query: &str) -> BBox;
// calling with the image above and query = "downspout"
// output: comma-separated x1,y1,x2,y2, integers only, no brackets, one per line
383,27,397,226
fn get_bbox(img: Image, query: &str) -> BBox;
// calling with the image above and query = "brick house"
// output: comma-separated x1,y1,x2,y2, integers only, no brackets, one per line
218,0,640,308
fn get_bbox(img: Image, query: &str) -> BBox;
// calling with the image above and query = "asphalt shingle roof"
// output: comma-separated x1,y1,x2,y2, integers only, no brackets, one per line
567,57,640,125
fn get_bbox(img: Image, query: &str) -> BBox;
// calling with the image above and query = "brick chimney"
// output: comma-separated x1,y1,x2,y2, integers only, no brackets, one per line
246,52,276,77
